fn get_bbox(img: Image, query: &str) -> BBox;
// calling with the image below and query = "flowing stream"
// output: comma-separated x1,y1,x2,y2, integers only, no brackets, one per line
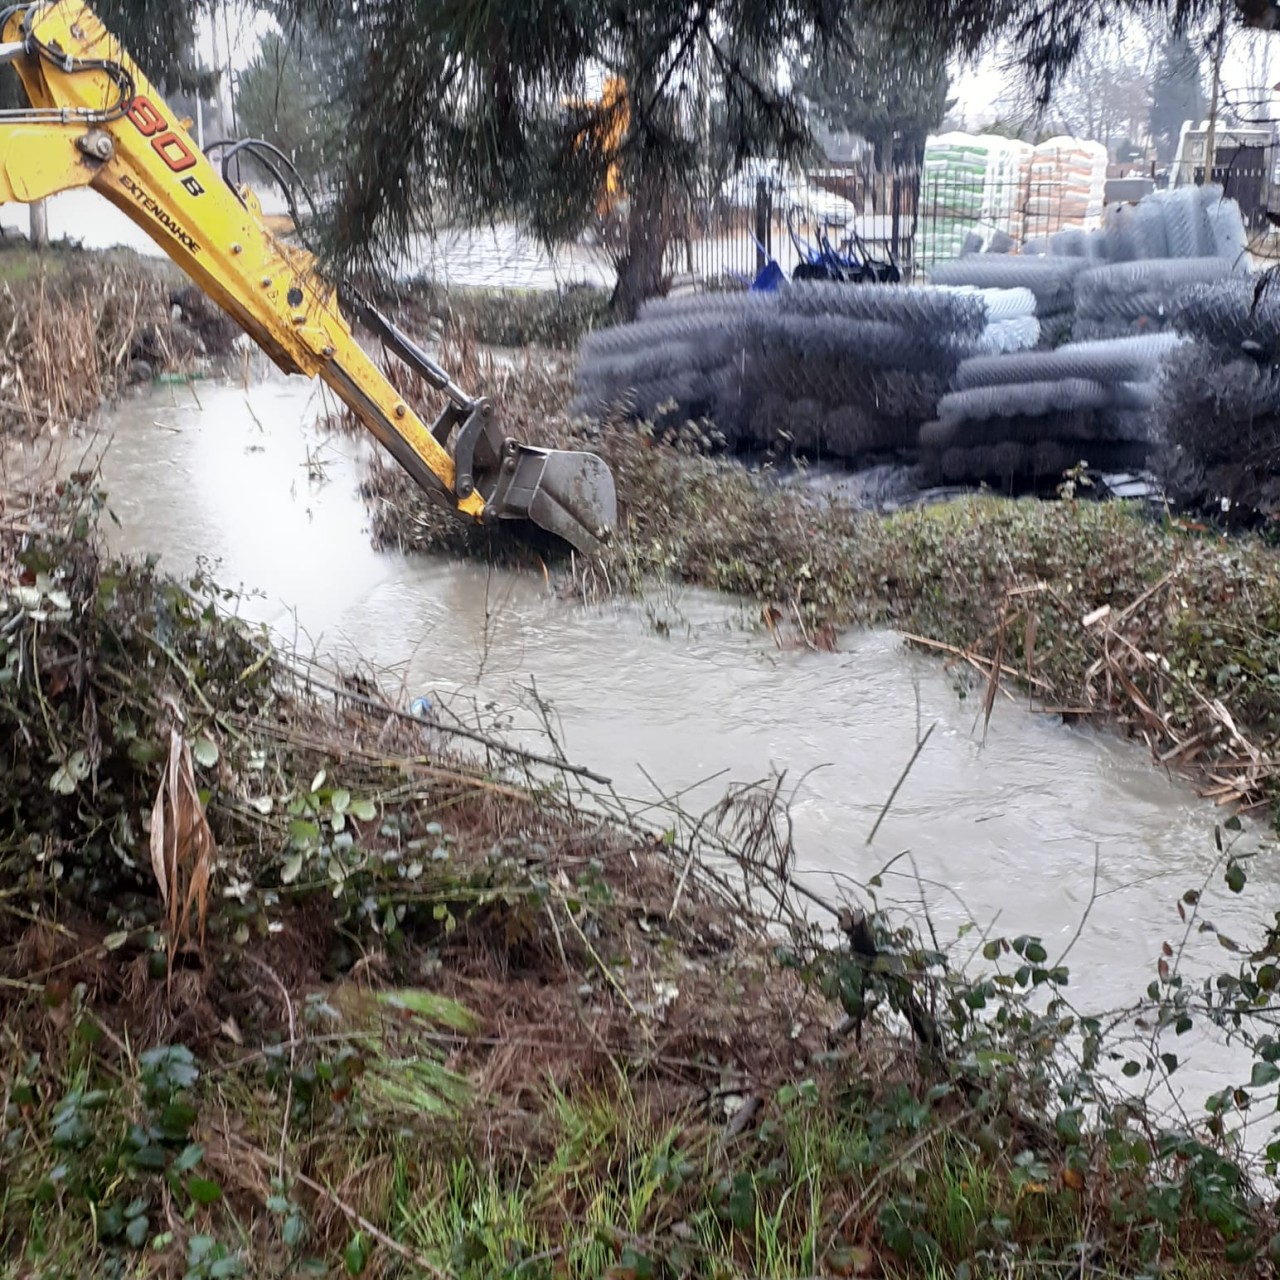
15,361,1278,1142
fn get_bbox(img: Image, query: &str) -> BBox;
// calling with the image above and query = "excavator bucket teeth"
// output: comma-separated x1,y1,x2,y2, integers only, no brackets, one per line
494,444,618,557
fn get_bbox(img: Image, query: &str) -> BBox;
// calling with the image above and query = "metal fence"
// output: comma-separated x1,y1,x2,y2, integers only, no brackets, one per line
662,168,921,288
661,157,1280,289
661,166,1102,287
1196,142,1277,236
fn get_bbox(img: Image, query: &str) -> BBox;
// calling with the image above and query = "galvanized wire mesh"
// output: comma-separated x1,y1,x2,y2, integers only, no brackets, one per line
571,283,1032,462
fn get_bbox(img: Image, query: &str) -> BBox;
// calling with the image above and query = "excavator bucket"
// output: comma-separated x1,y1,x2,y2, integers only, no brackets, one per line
357,303,617,557
495,442,618,555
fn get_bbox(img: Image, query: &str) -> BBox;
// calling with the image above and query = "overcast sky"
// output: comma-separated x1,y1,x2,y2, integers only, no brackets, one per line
950,27,1280,129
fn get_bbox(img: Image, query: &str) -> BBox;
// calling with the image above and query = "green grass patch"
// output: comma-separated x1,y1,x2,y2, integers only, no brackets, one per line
7,1022,1276,1279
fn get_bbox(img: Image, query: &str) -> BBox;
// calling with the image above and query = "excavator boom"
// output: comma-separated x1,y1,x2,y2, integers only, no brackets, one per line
0,2,616,556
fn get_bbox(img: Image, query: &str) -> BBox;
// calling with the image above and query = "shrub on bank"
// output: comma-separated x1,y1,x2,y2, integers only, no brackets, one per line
388,278,614,349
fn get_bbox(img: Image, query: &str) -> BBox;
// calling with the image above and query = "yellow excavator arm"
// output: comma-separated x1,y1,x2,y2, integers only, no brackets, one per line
0,2,616,555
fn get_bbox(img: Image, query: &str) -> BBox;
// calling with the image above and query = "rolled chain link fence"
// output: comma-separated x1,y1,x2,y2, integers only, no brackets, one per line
571,183,1255,484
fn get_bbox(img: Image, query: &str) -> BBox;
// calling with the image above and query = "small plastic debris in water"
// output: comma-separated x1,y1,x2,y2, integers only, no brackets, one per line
409,696,434,719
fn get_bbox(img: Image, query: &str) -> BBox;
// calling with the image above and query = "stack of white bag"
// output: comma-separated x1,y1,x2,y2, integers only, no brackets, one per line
917,133,1033,267
1024,136,1109,242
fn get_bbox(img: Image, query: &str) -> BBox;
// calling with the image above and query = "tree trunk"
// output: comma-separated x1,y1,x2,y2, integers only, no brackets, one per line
610,165,671,322
29,199,48,250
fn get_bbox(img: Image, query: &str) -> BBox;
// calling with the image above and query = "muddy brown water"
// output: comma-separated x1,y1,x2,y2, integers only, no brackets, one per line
13,361,1278,1142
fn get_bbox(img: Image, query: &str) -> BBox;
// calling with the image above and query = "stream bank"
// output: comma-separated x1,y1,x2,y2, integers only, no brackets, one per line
4,461,1280,1280
361,329,1280,826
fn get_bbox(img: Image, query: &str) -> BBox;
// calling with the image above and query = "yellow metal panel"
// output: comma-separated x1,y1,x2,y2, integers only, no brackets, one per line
0,127,99,202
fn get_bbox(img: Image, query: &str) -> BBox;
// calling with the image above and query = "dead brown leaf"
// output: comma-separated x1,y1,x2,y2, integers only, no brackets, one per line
150,726,216,970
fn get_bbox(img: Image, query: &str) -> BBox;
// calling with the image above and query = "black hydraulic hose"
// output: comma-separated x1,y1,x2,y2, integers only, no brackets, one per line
19,3,134,122
205,136,323,256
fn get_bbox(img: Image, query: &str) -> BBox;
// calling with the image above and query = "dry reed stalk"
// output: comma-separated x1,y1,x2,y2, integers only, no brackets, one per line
0,259,201,437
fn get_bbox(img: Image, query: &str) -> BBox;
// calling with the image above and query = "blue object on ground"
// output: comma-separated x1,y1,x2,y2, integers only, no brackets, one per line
751,259,786,292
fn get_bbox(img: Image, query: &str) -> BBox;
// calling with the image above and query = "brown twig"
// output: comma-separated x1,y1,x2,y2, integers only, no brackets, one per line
270,653,612,784
898,630,1053,690
866,722,935,847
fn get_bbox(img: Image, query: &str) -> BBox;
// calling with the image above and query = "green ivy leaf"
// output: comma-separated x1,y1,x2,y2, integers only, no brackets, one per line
186,1177,222,1206
131,1143,167,1170
349,798,377,822
281,854,304,885
1226,862,1247,894
282,1212,308,1249
128,738,163,765
125,1213,150,1249
1055,1108,1082,1142
331,789,350,815
1251,1061,1280,1088
727,1173,755,1232
192,737,219,768
288,819,320,848
160,1101,198,1140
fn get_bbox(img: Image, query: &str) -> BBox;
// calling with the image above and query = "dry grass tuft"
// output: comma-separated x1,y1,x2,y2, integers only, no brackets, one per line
0,248,238,436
